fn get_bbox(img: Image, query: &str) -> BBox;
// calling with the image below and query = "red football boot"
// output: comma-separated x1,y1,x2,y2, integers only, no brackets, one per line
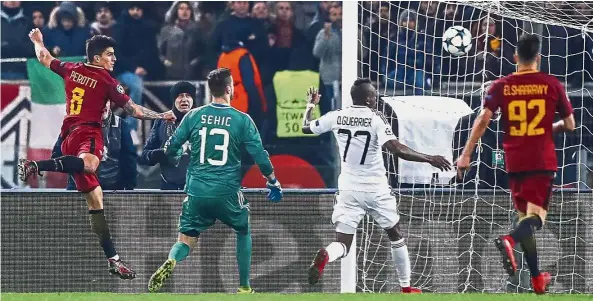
307,248,329,285
108,258,136,280
494,235,517,276
532,272,551,295
401,286,422,293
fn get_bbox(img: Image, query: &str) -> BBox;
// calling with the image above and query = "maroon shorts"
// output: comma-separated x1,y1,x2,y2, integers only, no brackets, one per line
509,172,554,214
61,126,103,193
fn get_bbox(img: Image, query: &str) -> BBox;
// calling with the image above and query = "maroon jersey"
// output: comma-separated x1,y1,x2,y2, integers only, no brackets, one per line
49,59,130,136
483,71,573,173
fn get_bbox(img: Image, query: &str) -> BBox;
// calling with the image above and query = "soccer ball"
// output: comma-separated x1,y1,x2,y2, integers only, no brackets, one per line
442,26,472,56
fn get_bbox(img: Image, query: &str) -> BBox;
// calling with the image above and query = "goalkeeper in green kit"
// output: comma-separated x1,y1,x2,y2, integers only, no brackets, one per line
148,68,282,294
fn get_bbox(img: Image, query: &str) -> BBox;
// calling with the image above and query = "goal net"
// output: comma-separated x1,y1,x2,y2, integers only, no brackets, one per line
351,1,593,293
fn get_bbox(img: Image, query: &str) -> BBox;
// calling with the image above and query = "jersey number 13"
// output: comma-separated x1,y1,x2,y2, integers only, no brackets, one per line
198,127,229,166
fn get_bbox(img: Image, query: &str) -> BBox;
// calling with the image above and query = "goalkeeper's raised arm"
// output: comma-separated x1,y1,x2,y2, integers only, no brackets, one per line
243,114,276,182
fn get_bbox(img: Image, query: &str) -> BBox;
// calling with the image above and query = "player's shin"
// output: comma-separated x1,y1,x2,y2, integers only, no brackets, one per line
391,238,412,288
520,234,540,277
325,242,347,262
508,215,543,246
168,242,190,262
236,231,252,288
89,209,118,260
35,156,84,173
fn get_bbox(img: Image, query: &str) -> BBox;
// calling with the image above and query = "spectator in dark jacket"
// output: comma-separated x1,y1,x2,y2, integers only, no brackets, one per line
369,2,396,83
139,82,197,190
385,9,432,95
42,2,90,57
1,1,32,79
211,1,268,71
313,4,342,111
31,8,45,29
159,1,206,80
112,3,162,133
52,102,137,190
251,1,272,33
269,1,313,73
90,2,116,37
306,1,333,47
306,1,333,74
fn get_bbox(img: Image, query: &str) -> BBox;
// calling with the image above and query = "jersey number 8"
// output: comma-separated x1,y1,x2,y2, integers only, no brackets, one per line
70,87,85,115
508,99,545,136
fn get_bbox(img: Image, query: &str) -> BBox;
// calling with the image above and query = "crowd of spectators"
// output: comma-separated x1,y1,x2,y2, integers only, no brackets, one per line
359,1,593,94
1,1,346,146
2,1,344,119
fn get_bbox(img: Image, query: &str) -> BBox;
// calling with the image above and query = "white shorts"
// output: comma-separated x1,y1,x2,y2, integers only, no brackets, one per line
332,189,400,231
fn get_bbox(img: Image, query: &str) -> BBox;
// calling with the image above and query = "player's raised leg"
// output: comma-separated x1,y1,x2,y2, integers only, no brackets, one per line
79,153,135,280
18,155,86,182
308,224,352,285
308,191,362,285
494,174,552,294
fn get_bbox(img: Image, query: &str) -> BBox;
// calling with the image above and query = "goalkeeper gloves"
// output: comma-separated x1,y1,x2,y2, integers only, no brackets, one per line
266,179,282,203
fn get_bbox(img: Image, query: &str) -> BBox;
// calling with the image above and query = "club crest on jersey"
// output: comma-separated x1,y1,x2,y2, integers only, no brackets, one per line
385,127,393,136
116,84,125,94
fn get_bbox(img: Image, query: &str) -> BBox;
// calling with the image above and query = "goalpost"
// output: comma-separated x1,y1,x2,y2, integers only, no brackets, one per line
341,1,592,293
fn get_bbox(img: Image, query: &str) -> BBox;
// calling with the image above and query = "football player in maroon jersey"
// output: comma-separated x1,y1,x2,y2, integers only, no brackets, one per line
457,34,575,294
18,29,177,280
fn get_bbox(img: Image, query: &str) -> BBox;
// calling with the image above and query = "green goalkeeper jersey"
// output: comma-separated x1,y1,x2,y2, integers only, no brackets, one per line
164,103,273,197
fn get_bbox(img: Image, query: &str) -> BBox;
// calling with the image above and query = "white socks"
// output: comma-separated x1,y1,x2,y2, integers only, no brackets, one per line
391,238,411,287
109,254,120,261
326,242,347,262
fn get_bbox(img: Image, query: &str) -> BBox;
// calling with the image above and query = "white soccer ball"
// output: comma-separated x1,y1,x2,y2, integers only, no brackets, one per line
442,26,472,56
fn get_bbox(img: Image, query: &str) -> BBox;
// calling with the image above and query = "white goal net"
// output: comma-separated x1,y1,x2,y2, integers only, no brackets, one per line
352,1,593,293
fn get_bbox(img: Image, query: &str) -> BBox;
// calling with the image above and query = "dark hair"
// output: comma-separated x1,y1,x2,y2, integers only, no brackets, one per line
516,34,540,63
172,1,194,23
94,2,111,14
207,68,233,97
350,78,373,103
85,35,116,63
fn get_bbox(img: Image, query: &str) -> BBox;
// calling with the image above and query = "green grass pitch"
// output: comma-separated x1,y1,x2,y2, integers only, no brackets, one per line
3,293,592,301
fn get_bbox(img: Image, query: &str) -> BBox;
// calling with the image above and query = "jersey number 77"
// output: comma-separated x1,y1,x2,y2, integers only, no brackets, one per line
338,129,371,165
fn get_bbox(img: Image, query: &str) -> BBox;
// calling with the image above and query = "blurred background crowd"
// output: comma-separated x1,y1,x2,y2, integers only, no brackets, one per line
1,1,591,190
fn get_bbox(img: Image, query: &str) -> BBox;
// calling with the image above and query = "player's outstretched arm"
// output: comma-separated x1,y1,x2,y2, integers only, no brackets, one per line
28,28,55,68
552,78,576,133
553,114,576,133
242,116,282,201
163,111,194,164
243,116,275,178
123,101,176,121
383,140,452,171
302,87,321,134
456,108,493,176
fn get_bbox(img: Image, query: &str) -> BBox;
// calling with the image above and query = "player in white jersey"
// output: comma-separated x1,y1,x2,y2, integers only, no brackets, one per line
302,79,451,293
